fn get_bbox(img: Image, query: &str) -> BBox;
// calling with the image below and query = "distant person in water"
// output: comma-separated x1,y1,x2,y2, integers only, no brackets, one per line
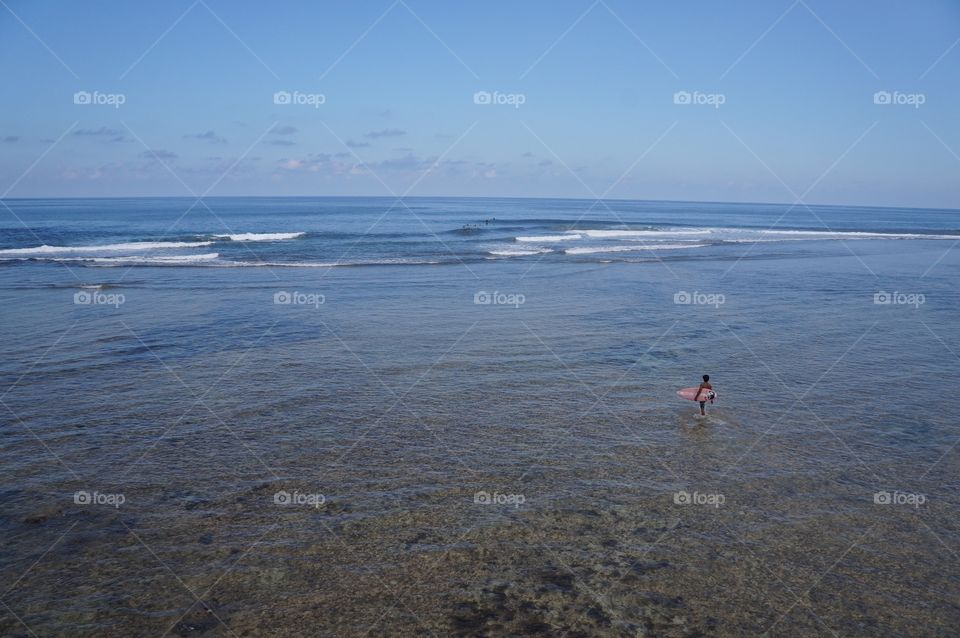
694,374,713,416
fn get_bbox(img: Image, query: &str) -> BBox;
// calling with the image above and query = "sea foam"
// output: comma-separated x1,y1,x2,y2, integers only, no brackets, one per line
0,241,213,255
489,247,552,256
213,232,305,241
46,253,221,265
565,244,705,255
516,234,582,242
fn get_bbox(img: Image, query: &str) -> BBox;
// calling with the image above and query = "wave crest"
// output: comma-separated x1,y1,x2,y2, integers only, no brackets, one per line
565,244,706,255
213,232,305,241
0,241,213,255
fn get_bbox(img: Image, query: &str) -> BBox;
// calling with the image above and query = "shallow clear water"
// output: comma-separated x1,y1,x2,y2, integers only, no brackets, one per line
1,197,959,636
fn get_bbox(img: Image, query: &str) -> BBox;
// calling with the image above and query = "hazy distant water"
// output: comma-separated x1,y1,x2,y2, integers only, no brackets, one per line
1,197,958,636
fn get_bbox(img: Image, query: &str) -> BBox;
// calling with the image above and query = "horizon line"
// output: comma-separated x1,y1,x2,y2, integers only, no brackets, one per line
1,194,959,214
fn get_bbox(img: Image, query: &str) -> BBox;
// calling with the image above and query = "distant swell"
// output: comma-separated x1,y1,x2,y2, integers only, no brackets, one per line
1,254,445,268
223,258,443,268
574,229,712,238
758,230,959,239
565,244,706,255
0,241,213,255
488,247,553,256
2,220,956,269
516,234,582,242
22,253,222,265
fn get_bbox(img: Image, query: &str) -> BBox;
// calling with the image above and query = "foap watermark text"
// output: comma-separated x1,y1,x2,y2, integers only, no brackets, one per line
475,290,525,307
674,490,725,508
674,90,725,108
874,490,925,508
274,290,325,308
874,290,924,308
274,90,326,108
74,90,126,108
873,91,925,108
473,90,525,108
74,290,125,307
74,490,125,508
674,290,724,307
274,490,325,508
474,491,526,508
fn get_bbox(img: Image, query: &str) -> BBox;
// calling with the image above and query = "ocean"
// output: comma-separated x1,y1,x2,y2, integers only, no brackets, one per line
1,196,958,636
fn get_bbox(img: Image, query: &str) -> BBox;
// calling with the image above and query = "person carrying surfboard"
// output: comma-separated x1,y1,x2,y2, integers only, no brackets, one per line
676,379,717,415
694,375,713,416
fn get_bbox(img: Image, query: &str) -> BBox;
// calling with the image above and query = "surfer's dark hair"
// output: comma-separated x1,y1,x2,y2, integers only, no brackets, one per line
703,374,709,381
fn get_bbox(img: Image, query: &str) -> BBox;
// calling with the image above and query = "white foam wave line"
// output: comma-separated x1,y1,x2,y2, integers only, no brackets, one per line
572,229,712,238
758,229,958,239
719,238,812,243
715,236,957,244
17,253,222,264
0,241,214,255
222,259,443,267
571,228,958,240
213,232,306,241
0,255,446,267
565,244,706,255
516,234,581,242
488,247,553,256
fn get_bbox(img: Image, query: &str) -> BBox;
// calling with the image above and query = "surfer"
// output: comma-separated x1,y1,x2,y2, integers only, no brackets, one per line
694,374,713,416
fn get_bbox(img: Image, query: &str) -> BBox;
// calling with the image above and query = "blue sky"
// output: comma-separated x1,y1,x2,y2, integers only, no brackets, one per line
0,0,958,207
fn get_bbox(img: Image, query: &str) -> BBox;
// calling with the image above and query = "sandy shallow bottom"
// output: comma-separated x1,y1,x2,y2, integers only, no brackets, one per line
3,409,958,637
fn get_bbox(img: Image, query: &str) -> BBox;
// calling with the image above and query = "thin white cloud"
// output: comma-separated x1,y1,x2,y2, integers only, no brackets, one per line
184,130,227,144
365,128,406,139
